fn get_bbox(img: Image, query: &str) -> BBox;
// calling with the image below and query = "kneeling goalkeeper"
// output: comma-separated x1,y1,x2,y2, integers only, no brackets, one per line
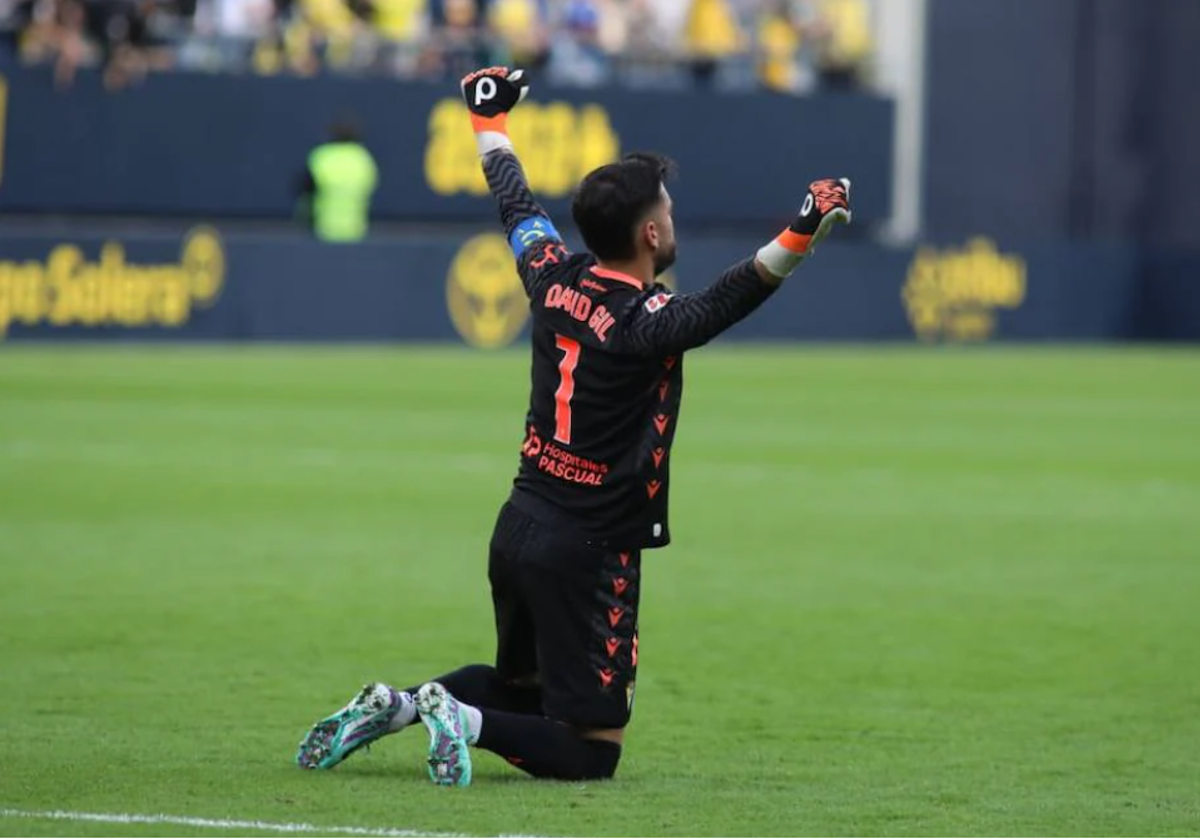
296,67,852,785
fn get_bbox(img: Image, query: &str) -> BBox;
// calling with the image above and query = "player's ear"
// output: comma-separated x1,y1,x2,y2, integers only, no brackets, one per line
643,219,659,252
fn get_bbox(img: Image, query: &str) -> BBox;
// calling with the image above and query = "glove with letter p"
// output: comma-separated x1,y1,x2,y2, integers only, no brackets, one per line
756,178,852,279
460,66,530,155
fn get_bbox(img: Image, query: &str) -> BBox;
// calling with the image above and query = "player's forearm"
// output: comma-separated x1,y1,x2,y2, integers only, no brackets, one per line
629,258,778,355
481,150,549,240
753,257,786,287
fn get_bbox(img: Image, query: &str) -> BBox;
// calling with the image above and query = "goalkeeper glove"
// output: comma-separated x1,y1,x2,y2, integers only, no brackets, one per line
460,66,530,155
756,178,852,279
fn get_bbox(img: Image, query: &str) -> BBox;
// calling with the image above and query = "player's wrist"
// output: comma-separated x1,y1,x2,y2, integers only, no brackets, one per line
754,228,811,279
470,111,508,135
474,122,513,156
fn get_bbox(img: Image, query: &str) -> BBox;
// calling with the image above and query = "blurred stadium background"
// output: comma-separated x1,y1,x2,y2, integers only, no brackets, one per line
1,0,1199,342
2,0,1199,837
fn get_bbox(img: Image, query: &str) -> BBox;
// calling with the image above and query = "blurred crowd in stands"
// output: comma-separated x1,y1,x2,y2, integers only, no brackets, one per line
0,0,873,92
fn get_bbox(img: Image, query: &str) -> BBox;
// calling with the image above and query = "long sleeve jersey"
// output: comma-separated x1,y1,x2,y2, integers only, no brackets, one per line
485,150,778,549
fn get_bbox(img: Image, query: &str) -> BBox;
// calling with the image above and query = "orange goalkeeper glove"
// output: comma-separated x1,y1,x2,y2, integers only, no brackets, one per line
756,178,853,278
460,66,530,155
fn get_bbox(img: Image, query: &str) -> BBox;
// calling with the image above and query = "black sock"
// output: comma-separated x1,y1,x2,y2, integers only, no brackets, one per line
404,664,542,715
474,709,622,781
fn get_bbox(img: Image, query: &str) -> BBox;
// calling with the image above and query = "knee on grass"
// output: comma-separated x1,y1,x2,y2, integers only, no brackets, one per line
577,737,621,780
531,736,621,782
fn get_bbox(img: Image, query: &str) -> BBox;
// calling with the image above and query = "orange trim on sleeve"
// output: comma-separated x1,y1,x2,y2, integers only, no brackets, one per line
776,229,813,254
470,113,509,134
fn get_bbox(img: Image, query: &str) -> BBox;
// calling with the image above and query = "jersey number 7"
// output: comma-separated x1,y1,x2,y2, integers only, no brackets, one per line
554,335,580,444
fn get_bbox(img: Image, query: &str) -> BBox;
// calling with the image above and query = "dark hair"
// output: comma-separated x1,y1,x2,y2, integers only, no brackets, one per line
571,152,676,261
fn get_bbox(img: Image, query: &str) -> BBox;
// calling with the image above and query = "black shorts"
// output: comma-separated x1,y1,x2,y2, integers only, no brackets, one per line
488,502,641,730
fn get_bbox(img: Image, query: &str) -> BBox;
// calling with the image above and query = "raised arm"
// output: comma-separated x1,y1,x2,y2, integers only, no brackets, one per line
481,151,559,254
461,67,568,297
619,178,852,357
618,260,776,357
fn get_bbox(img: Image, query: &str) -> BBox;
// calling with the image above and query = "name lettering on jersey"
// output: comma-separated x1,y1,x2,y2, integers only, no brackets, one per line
544,283,616,342
533,441,610,486
644,292,674,313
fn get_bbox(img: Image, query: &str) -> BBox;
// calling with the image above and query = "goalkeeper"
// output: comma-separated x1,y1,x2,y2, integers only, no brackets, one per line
296,67,852,785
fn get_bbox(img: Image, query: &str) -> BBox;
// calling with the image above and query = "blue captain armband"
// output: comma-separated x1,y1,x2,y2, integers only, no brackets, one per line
510,216,561,256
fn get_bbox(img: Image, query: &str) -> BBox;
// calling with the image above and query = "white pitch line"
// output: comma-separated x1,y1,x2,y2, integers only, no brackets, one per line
0,807,465,838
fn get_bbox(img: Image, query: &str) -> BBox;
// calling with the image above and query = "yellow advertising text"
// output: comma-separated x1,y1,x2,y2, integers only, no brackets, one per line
426,99,620,198
0,228,225,339
902,237,1026,342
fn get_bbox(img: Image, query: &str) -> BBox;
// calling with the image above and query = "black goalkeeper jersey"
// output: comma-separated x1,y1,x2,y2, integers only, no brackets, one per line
482,150,779,550
512,249,686,548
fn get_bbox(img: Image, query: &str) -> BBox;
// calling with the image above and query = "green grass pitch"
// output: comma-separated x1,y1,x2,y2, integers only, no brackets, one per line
1,345,1199,837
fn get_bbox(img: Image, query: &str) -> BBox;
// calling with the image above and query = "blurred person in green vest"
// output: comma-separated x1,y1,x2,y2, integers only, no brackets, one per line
298,118,379,242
